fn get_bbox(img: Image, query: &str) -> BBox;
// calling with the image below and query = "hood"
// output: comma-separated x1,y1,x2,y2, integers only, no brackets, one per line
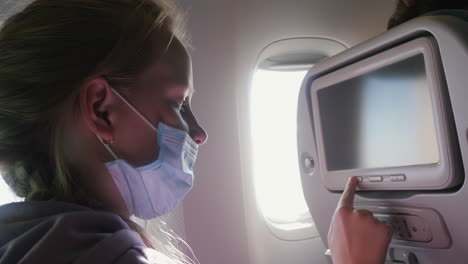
0,201,147,264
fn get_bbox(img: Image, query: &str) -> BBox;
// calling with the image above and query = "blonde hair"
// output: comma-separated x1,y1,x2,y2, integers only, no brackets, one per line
0,0,195,262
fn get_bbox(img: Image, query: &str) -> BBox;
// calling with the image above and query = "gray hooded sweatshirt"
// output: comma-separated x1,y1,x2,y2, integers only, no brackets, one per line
0,201,169,264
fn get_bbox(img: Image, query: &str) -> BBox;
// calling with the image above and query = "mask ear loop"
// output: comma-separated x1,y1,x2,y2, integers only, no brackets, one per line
96,88,158,160
96,134,119,160
110,89,158,132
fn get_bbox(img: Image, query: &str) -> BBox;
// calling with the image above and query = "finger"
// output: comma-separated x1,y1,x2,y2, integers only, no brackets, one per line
377,224,394,248
384,224,394,240
338,176,358,209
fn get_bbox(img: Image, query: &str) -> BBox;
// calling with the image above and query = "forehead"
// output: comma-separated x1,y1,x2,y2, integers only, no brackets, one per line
137,37,194,98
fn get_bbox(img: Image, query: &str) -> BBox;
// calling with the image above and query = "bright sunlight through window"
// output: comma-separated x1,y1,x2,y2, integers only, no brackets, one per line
0,175,22,206
251,69,312,230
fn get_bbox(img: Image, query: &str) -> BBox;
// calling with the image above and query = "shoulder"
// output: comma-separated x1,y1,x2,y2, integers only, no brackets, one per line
114,246,179,264
0,201,153,264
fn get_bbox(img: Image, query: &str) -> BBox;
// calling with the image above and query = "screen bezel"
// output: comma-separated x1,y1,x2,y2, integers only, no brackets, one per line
310,37,458,191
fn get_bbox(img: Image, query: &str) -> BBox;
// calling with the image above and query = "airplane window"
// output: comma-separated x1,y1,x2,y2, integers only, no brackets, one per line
250,69,312,231
0,175,23,206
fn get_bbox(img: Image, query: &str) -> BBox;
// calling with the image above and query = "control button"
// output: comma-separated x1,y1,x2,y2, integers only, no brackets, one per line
354,205,449,248
374,214,410,240
300,153,315,175
394,216,411,241
390,175,407,182
369,176,383,182
375,214,433,243
356,176,363,183
304,158,315,169
405,215,433,242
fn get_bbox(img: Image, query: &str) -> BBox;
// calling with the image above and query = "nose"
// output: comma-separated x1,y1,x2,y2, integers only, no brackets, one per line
190,124,207,145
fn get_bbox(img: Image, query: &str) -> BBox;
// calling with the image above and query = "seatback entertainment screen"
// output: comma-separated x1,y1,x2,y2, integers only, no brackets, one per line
311,37,461,190
317,54,439,171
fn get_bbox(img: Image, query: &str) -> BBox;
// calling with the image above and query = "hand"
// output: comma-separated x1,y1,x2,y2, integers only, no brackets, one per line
327,176,393,264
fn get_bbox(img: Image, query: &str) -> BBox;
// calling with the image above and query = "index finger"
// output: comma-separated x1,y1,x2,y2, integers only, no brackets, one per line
337,176,358,209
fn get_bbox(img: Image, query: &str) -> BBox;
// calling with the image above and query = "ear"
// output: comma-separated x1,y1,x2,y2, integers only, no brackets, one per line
79,77,117,142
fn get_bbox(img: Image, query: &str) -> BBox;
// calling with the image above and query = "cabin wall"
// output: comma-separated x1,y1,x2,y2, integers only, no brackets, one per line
178,0,395,264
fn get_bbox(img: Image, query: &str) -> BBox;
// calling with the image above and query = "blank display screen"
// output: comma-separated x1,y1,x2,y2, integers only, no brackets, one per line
318,55,440,171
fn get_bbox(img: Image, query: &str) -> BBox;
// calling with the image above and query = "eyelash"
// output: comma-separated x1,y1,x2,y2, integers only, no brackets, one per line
176,101,187,113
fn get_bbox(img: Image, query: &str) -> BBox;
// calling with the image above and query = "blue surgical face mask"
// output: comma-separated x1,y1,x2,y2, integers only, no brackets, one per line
97,88,198,220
